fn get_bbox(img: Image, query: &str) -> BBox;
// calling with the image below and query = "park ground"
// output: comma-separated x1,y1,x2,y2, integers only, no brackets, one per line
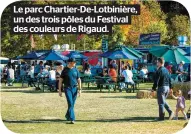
0,83,190,134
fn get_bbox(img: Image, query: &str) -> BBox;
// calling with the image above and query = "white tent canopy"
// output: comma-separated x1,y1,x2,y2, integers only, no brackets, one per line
0,57,9,60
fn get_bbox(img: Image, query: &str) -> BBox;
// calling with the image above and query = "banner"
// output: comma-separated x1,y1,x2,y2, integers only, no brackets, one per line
139,33,161,45
102,39,108,52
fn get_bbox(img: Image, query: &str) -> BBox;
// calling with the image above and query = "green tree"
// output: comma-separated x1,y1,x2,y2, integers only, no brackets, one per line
1,5,31,57
167,15,190,45
108,25,126,48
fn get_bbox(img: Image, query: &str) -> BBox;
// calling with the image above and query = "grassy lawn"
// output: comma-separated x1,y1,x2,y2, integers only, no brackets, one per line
0,83,190,134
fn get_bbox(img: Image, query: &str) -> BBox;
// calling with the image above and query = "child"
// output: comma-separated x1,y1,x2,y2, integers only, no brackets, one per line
171,90,187,120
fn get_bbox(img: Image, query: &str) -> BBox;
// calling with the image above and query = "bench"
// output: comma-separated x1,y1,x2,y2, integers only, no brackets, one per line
81,75,96,89
36,77,56,92
99,82,118,92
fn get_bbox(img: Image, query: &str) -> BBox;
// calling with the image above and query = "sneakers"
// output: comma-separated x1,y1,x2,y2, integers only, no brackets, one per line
173,117,187,120
66,121,75,124
184,117,188,120
173,117,178,120
71,121,75,124
169,112,174,120
155,112,174,121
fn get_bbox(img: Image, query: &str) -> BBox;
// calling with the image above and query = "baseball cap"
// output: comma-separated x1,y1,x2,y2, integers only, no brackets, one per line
45,65,50,68
68,58,76,62
180,61,185,64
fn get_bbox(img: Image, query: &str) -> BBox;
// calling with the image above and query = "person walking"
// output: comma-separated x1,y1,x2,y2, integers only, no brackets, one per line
151,57,174,121
58,58,82,124
171,90,187,120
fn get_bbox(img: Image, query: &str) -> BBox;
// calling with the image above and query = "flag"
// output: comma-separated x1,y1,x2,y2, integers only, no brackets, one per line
77,34,84,40
54,34,58,41
30,34,35,48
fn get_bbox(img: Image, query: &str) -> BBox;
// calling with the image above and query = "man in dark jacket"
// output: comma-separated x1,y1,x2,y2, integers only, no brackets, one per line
151,57,174,121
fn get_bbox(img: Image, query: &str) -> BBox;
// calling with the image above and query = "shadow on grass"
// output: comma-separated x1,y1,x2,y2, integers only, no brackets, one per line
1,88,123,94
0,86,28,89
3,117,159,124
82,89,138,94
83,90,119,93
1,89,138,94
0,89,46,94
100,95,136,99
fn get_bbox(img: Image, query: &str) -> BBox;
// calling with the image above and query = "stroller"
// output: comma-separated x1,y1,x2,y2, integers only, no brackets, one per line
187,90,191,119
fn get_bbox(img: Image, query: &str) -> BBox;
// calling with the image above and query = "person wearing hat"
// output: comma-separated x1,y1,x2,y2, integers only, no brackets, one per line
176,61,185,82
177,61,185,72
58,58,82,124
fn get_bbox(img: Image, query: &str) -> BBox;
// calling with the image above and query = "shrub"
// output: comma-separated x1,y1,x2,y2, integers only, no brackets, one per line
172,82,190,100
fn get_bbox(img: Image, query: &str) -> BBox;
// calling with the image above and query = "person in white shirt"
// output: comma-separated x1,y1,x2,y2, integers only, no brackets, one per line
49,68,56,81
48,67,56,91
7,66,15,86
84,67,91,75
28,66,34,78
120,66,134,92
122,66,134,84
139,66,148,79
28,66,36,87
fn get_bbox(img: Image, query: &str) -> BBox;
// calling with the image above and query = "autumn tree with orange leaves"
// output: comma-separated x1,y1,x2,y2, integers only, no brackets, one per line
121,1,168,46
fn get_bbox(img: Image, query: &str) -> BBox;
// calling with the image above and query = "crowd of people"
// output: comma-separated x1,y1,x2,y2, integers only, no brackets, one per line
0,61,64,90
165,61,190,82
1,59,190,89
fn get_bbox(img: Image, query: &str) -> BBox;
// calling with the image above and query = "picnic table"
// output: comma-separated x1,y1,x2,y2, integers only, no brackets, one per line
95,76,114,92
132,73,141,88
117,76,138,93
80,74,97,89
171,73,188,82
36,74,56,92
94,75,140,93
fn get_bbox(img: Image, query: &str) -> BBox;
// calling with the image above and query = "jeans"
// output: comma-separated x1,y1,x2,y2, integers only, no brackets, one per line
28,78,36,87
7,78,14,86
48,80,56,86
64,87,78,121
119,82,134,89
157,86,172,119
178,74,183,82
